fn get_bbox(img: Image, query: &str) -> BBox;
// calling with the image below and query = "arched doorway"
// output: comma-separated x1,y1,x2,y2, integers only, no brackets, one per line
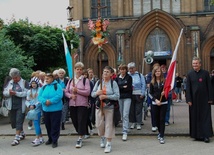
97,50,109,78
84,43,116,77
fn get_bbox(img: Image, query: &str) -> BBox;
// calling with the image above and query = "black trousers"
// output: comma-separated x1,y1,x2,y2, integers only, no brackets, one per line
152,104,167,138
70,106,88,135
43,110,62,143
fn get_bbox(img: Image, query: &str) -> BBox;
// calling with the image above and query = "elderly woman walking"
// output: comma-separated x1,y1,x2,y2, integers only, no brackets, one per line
3,68,29,146
91,66,120,153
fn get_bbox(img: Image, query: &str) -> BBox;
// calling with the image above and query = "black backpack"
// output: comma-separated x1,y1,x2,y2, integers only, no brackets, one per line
42,83,58,91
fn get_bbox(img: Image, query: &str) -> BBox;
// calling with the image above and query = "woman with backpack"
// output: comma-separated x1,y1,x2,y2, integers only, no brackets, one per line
64,62,91,148
38,73,63,148
91,66,120,153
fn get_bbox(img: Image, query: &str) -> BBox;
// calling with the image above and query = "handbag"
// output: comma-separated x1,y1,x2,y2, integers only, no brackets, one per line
26,109,38,120
0,98,9,117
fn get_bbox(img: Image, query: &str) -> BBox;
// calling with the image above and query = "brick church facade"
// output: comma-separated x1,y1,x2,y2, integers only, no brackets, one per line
68,0,214,77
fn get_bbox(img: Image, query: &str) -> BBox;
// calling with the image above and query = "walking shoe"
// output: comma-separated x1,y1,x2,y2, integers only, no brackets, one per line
122,134,127,141
11,138,20,146
130,123,135,129
45,140,52,145
19,133,26,140
39,137,45,144
157,134,161,140
100,137,105,148
84,135,90,139
75,139,82,148
28,126,33,130
31,138,40,146
104,144,112,153
52,142,58,148
136,124,141,130
90,129,94,136
152,127,157,132
159,137,165,144
165,122,170,126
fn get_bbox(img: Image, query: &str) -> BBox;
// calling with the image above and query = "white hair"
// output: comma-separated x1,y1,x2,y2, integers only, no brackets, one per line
9,68,21,77
58,68,66,75
52,69,59,75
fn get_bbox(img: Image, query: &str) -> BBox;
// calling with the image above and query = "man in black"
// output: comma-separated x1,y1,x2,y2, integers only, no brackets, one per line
175,72,183,102
186,57,213,143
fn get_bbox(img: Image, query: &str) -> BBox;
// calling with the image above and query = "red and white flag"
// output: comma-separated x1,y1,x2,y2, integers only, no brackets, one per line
164,28,183,99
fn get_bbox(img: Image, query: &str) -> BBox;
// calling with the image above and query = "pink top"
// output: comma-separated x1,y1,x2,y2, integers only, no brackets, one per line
64,76,90,107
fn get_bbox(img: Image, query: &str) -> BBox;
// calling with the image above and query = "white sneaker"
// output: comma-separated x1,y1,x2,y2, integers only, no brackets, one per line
31,138,40,146
100,137,105,148
28,126,33,130
75,139,82,148
152,127,157,132
159,137,165,144
90,129,94,136
39,137,45,144
136,125,141,130
104,144,112,153
122,134,127,141
157,134,161,140
130,123,135,129
84,135,90,139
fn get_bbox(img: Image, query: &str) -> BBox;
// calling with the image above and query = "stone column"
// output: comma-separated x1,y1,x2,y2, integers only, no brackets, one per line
118,0,124,17
116,30,125,65
83,0,91,19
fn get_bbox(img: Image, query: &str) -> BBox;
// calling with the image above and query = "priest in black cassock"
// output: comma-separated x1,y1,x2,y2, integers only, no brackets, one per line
186,57,213,143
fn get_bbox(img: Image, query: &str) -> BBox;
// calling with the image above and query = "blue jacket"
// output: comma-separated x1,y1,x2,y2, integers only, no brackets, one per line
128,71,146,96
38,80,63,112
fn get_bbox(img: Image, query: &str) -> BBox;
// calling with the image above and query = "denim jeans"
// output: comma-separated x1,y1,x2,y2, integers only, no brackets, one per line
165,96,172,123
119,98,131,134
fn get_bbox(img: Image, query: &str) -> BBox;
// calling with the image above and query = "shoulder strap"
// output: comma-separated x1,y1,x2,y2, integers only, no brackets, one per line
83,77,86,86
110,79,113,91
67,77,86,87
42,85,47,90
138,73,141,79
43,83,57,91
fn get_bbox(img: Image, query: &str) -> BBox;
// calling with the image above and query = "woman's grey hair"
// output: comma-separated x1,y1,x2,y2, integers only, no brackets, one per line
75,62,84,69
9,68,21,77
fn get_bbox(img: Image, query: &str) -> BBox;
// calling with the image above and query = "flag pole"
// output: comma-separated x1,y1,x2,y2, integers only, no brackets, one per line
160,28,184,102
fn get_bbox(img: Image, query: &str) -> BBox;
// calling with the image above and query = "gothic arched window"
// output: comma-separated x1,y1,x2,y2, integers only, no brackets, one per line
145,28,171,57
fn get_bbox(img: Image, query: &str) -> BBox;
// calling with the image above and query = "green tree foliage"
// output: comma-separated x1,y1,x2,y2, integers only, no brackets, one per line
3,19,66,72
0,29,35,96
